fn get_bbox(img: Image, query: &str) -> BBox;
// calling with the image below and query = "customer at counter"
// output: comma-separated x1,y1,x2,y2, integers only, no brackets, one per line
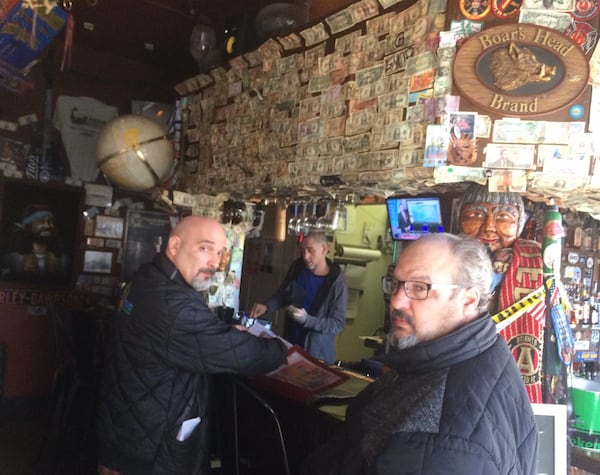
249,231,347,364
96,216,287,475
301,233,538,475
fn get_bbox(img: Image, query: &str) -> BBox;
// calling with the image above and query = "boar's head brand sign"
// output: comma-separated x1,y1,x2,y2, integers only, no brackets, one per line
453,24,589,117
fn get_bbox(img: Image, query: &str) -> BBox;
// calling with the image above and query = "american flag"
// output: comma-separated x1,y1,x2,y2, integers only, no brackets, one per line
547,276,574,364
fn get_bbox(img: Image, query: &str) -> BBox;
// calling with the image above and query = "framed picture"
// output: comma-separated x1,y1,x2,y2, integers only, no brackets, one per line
105,239,122,249
83,250,113,274
0,177,83,287
531,403,568,475
122,210,176,282
86,237,105,248
95,215,124,239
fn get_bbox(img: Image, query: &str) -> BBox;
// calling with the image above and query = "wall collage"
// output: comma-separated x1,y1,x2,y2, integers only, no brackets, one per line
171,0,600,218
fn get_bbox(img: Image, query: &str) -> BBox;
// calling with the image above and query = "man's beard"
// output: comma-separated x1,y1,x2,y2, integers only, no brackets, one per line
386,310,419,350
191,268,215,292
386,332,419,350
32,229,54,244
192,277,212,292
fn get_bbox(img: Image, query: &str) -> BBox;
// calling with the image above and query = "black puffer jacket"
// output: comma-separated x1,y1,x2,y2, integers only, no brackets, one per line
96,253,287,475
302,315,538,475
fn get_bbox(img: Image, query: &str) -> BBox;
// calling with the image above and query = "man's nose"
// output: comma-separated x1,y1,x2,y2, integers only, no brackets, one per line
207,252,221,268
390,287,410,308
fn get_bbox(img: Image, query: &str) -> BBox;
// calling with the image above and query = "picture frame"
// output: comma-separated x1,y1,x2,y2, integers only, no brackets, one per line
86,237,105,248
0,177,83,287
83,250,113,274
122,209,175,282
105,239,122,249
531,403,568,475
95,215,124,239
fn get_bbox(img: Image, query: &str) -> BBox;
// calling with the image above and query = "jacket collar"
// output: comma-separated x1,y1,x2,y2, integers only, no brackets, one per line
374,314,497,374
153,252,189,286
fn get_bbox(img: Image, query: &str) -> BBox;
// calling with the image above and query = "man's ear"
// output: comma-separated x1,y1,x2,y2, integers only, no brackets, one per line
166,235,180,258
462,286,481,318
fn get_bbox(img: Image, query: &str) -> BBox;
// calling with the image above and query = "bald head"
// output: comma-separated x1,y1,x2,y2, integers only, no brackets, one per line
166,215,227,291
170,215,223,240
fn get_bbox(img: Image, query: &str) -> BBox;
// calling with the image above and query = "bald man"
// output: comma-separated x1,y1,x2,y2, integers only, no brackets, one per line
96,216,287,475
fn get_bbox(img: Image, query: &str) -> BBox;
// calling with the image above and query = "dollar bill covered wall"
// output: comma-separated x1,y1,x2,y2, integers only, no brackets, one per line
171,0,600,216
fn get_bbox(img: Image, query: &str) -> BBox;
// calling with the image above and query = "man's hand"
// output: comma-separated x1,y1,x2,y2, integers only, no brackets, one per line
287,306,308,324
249,303,267,318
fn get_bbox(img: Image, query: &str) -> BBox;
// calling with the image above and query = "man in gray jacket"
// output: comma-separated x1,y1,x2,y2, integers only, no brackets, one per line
250,231,347,364
301,233,538,474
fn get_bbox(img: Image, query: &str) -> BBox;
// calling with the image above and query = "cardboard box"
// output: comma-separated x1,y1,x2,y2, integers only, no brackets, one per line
0,2,67,70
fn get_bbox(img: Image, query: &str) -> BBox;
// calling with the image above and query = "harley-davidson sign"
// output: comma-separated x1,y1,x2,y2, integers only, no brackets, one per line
453,24,589,116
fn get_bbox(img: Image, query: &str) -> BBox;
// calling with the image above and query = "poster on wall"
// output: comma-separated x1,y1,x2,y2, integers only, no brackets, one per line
0,178,83,287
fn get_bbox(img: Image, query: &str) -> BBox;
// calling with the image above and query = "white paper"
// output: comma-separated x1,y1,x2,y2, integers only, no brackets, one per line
247,321,293,348
176,417,201,442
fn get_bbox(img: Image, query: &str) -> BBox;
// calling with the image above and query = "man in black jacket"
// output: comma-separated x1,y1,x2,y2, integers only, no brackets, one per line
301,233,538,475
96,216,287,475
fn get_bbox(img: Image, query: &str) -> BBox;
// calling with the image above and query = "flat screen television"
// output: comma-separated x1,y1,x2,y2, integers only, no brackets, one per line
386,196,444,241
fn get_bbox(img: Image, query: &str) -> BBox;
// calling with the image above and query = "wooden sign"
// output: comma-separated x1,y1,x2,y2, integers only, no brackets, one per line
453,24,589,117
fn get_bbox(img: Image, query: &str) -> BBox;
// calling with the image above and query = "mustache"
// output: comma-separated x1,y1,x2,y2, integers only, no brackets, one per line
391,309,413,326
194,267,217,278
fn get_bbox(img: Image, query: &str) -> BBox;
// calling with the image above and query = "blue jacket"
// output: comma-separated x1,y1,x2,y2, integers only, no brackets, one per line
302,315,538,474
96,253,287,475
264,257,347,364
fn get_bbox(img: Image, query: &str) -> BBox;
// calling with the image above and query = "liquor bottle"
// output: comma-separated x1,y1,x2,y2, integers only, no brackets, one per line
542,202,564,276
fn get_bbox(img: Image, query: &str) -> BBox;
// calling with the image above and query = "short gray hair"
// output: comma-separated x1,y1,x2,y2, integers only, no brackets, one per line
304,231,328,244
415,233,492,314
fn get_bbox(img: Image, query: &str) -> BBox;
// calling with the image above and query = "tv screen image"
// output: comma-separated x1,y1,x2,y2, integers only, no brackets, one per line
386,196,444,241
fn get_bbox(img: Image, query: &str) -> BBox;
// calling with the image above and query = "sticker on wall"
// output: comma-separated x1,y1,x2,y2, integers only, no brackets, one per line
565,21,599,54
569,103,586,119
460,0,491,20
492,0,524,18
572,0,599,21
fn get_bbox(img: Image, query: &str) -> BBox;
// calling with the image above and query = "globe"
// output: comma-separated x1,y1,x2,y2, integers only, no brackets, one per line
96,114,174,191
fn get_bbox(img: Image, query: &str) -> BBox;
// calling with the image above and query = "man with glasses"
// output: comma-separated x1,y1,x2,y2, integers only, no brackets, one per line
302,233,538,475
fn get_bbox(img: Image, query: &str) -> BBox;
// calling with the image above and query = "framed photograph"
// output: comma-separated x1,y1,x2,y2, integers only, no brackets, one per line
122,210,175,282
84,183,113,207
95,215,124,239
531,403,567,475
105,239,122,249
0,177,83,286
83,250,113,274
86,237,105,248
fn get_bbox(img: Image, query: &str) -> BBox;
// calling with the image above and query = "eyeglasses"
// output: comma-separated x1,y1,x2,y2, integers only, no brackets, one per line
381,276,461,300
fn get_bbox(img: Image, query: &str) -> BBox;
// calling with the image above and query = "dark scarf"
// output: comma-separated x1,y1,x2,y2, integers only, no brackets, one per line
302,367,448,475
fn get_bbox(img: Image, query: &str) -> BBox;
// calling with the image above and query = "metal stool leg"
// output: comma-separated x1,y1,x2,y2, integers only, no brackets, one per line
232,378,291,475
